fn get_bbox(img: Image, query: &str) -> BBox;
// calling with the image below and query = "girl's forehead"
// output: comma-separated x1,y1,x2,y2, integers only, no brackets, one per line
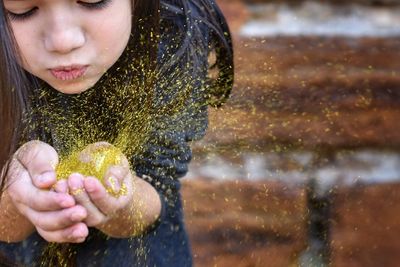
3,0,79,3
4,0,41,3
4,0,35,2
3,0,35,7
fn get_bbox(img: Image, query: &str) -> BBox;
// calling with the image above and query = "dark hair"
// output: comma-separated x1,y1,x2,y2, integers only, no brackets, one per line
0,0,233,188
0,2,34,192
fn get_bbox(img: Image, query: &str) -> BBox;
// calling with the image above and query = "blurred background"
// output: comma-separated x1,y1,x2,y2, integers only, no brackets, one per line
181,0,400,266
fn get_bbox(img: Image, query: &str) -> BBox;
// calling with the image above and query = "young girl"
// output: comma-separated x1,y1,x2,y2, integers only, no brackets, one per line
0,0,233,266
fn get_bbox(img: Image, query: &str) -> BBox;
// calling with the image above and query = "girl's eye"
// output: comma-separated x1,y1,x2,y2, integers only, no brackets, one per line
7,7,38,21
78,0,112,10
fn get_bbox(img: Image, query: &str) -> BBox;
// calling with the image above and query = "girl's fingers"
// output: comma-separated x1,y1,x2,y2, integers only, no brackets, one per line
53,179,68,194
84,174,133,216
68,173,107,227
36,222,89,243
25,205,87,232
24,189,74,211
83,177,114,215
7,166,75,211
83,176,127,215
15,140,59,189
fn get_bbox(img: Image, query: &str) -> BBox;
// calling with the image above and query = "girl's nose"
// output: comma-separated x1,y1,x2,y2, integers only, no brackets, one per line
44,19,85,54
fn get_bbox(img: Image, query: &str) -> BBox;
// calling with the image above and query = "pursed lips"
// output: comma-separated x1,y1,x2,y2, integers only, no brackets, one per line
50,65,88,81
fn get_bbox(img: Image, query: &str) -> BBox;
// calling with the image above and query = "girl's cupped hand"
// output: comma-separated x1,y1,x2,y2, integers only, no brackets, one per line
6,141,89,243
57,142,135,230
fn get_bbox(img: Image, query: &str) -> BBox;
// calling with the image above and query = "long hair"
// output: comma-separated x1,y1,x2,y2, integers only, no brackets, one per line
0,2,33,192
160,0,234,107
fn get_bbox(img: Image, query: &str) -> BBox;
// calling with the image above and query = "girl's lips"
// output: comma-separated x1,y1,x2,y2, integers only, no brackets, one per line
50,65,88,81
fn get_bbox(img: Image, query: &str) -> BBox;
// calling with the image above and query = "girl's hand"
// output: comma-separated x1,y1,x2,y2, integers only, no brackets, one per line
6,140,89,243
66,142,134,228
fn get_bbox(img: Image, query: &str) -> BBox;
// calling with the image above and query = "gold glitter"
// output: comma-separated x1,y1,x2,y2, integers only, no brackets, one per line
70,187,85,196
106,182,128,198
107,176,118,193
56,144,123,184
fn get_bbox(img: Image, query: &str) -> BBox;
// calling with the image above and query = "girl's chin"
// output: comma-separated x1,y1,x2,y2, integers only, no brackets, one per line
48,79,96,94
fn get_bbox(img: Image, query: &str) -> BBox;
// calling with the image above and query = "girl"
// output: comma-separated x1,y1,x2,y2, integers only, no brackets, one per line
0,0,233,266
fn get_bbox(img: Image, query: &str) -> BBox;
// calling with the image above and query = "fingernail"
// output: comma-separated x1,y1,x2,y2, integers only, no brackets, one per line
55,180,68,194
38,171,55,184
60,194,74,207
61,198,74,208
85,177,97,193
107,176,120,193
69,175,85,195
69,174,83,190
71,211,85,222
72,229,84,238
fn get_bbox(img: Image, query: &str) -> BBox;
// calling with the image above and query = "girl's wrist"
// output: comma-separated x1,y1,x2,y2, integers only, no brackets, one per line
0,190,35,242
96,175,162,238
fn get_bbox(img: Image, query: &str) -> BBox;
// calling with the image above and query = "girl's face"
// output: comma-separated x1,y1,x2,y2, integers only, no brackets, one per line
4,0,132,94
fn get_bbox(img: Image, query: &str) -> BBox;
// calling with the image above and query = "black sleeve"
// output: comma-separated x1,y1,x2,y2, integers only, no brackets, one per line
132,130,192,231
